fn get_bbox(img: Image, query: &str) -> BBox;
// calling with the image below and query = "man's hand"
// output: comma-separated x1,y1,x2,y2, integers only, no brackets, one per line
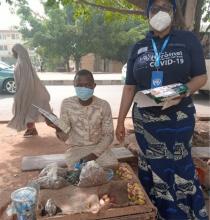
116,122,125,143
42,113,59,130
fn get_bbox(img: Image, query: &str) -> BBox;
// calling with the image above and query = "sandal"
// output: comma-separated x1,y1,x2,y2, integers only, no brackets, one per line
23,128,38,137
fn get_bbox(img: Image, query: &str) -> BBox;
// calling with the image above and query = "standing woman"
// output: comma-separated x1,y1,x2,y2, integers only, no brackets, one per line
116,0,208,219
8,44,51,137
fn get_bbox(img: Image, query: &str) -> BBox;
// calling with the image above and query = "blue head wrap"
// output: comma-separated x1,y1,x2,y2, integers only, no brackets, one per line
147,0,176,17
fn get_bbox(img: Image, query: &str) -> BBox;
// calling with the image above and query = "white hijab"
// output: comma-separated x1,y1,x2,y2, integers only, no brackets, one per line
8,44,51,131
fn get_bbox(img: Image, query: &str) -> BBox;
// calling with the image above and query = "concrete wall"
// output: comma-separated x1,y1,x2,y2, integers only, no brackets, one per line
80,53,123,73
80,53,95,71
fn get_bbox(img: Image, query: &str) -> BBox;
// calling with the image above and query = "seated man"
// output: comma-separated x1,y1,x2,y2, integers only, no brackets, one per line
46,69,114,168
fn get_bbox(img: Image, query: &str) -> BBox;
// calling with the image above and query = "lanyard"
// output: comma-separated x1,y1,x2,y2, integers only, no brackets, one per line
151,36,170,69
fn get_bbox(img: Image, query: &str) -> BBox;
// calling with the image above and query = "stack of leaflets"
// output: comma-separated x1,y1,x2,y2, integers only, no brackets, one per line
134,83,188,110
32,104,66,132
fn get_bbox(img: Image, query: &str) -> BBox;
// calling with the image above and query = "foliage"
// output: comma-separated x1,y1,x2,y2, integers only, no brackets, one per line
45,0,209,31
89,15,148,63
16,1,148,71
17,1,95,71
202,0,210,30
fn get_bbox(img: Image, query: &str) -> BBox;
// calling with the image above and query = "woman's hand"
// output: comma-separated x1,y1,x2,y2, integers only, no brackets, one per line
171,93,187,100
116,85,136,143
116,122,126,143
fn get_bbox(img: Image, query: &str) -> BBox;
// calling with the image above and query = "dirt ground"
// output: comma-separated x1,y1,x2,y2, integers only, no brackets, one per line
0,118,209,219
0,123,67,191
193,119,210,147
0,119,134,191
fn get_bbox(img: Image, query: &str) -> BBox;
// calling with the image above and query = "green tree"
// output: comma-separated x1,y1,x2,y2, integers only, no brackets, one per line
44,0,209,56
17,1,148,71
17,2,95,71
89,14,148,63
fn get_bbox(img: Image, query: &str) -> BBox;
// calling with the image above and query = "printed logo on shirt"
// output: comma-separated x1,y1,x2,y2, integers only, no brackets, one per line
136,50,184,69
137,47,148,55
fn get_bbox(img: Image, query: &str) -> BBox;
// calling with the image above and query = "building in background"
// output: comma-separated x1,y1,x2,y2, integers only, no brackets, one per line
0,28,41,70
79,53,123,73
0,29,22,65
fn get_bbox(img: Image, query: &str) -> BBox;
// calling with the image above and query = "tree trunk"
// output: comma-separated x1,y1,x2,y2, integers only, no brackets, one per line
127,0,147,10
184,0,197,30
194,0,205,35
65,58,70,72
173,0,186,29
75,58,80,72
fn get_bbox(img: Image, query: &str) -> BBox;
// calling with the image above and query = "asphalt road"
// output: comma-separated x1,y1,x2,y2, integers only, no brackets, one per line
0,85,209,122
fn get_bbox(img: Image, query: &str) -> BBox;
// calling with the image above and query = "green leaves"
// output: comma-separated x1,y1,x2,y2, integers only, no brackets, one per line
17,1,148,70
202,0,210,23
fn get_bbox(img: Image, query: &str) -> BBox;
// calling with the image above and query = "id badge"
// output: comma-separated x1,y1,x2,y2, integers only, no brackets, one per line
151,71,163,88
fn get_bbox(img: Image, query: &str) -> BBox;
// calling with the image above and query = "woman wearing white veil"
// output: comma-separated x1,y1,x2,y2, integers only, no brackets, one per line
8,44,51,137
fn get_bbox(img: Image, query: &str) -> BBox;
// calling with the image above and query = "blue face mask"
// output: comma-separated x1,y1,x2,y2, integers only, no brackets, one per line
75,87,94,101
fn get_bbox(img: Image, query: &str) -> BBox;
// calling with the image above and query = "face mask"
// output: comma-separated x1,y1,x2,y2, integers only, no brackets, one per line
75,87,94,101
149,11,172,32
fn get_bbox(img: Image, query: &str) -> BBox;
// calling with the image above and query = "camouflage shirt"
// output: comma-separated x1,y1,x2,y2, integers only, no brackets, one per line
57,96,114,152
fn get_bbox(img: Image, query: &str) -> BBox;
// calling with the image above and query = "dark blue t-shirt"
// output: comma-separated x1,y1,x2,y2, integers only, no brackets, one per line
126,30,207,91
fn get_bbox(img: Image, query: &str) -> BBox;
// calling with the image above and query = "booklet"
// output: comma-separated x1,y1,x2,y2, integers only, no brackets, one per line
32,104,66,132
133,83,188,110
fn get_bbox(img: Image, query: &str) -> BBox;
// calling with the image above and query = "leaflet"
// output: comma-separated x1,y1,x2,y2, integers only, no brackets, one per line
133,83,188,110
32,104,66,132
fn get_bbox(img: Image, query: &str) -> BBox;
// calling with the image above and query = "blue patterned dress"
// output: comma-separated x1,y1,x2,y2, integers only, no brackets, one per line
133,101,208,220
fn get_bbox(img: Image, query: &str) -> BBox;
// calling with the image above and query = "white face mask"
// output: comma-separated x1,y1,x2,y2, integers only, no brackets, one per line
149,11,172,32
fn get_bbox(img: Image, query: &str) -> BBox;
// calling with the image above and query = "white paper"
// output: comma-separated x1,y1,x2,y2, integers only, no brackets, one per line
134,91,163,108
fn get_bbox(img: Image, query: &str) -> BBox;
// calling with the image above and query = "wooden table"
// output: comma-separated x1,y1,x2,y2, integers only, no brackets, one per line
37,163,157,220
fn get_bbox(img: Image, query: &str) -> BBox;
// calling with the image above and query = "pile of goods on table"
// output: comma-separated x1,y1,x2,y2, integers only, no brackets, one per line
7,150,157,220
35,160,156,220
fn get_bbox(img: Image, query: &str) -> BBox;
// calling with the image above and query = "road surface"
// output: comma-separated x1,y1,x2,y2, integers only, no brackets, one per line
0,85,209,122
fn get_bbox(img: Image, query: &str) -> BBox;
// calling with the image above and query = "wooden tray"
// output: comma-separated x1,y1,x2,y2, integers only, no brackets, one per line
37,163,157,220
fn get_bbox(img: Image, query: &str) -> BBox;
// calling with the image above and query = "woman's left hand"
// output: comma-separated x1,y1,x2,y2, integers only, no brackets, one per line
116,122,126,143
171,94,187,100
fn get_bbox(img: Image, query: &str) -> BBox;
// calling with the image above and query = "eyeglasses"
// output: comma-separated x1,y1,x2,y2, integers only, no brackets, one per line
150,4,173,14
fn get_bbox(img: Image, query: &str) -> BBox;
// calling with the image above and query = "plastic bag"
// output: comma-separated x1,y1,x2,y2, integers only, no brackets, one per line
35,163,69,189
39,163,68,178
65,146,98,170
35,176,69,189
78,161,113,187
65,170,81,185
